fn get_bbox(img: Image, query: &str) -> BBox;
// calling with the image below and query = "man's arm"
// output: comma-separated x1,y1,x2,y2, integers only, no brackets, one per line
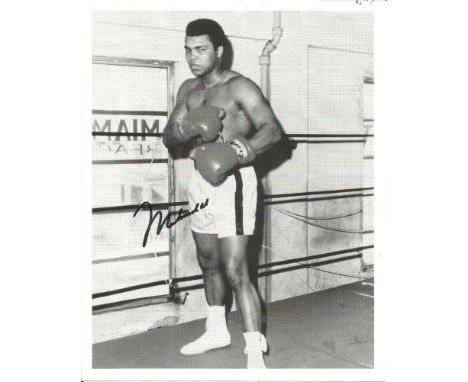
230,77,283,155
162,80,192,147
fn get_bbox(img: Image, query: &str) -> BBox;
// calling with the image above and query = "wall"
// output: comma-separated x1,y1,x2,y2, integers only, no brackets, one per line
263,12,374,301
91,10,373,342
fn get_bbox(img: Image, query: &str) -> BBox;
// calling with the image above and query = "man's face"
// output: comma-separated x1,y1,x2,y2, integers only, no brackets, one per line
184,34,221,77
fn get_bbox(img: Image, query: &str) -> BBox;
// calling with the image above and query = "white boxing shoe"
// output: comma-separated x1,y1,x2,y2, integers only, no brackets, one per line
180,328,231,355
243,331,268,369
180,305,231,356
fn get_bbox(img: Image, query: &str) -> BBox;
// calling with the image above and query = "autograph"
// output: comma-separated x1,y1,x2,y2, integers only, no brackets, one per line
133,198,209,247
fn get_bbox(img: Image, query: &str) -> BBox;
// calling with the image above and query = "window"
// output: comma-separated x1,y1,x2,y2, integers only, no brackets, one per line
91,56,174,312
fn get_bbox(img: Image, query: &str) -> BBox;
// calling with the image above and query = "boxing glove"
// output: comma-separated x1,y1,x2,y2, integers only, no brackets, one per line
173,106,226,142
189,137,256,186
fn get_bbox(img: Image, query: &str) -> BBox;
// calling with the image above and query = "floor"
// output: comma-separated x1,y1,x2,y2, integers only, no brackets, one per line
93,280,374,369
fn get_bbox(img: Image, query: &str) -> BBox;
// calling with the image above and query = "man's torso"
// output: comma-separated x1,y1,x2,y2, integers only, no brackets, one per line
185,71,254,142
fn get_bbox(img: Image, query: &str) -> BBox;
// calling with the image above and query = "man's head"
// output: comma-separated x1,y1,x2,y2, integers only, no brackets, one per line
185,19,226,76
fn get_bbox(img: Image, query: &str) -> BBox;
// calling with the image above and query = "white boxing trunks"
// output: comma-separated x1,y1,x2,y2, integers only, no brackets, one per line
188,166,257,238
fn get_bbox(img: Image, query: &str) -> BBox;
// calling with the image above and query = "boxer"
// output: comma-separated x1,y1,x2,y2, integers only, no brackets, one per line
163,18,282,369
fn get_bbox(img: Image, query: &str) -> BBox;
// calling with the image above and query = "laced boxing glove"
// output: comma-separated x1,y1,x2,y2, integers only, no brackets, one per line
189,137,256,186
173,106,226,142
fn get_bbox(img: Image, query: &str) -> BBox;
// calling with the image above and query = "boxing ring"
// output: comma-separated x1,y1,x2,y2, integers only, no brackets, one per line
93,279,373,368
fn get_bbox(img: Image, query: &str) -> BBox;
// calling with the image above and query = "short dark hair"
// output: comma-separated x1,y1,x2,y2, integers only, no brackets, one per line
186,19,226,49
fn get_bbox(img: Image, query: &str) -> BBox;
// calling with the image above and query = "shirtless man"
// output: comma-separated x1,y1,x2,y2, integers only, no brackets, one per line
163,18,282,369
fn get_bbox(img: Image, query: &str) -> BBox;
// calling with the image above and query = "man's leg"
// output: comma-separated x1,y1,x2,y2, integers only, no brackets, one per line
180,231,231,355
192,231,225,306
221,235,267,368
220,235,261,331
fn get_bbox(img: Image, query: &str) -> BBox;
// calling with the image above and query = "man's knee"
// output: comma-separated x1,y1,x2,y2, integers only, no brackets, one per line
197,249,223,274
224,266,249,290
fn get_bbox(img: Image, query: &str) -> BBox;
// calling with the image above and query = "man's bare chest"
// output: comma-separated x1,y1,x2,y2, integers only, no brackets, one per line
185,82,252,139
186,86,235,112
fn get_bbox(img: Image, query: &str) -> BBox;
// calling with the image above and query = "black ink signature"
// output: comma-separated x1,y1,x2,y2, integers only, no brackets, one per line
133,198,209,247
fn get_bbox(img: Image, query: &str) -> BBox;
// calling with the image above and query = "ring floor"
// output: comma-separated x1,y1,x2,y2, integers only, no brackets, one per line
93,279,374,368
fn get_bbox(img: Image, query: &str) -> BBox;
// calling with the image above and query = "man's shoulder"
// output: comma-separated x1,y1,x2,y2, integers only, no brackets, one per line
225,74,261,94
179,78,201,93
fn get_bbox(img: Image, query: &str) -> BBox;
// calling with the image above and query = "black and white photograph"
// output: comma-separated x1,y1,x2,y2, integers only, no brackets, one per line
4,1,468,382
89,9,375,372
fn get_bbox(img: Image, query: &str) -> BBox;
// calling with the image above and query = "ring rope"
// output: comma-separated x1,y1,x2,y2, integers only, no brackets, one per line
272,205,363,221
261,245,367,280
273,206,372,234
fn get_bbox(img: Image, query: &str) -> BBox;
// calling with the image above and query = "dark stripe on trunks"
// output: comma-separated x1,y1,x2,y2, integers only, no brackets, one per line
234,170,244,235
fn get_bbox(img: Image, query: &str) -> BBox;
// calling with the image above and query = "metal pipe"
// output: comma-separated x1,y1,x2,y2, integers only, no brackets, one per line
259,12,283,98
